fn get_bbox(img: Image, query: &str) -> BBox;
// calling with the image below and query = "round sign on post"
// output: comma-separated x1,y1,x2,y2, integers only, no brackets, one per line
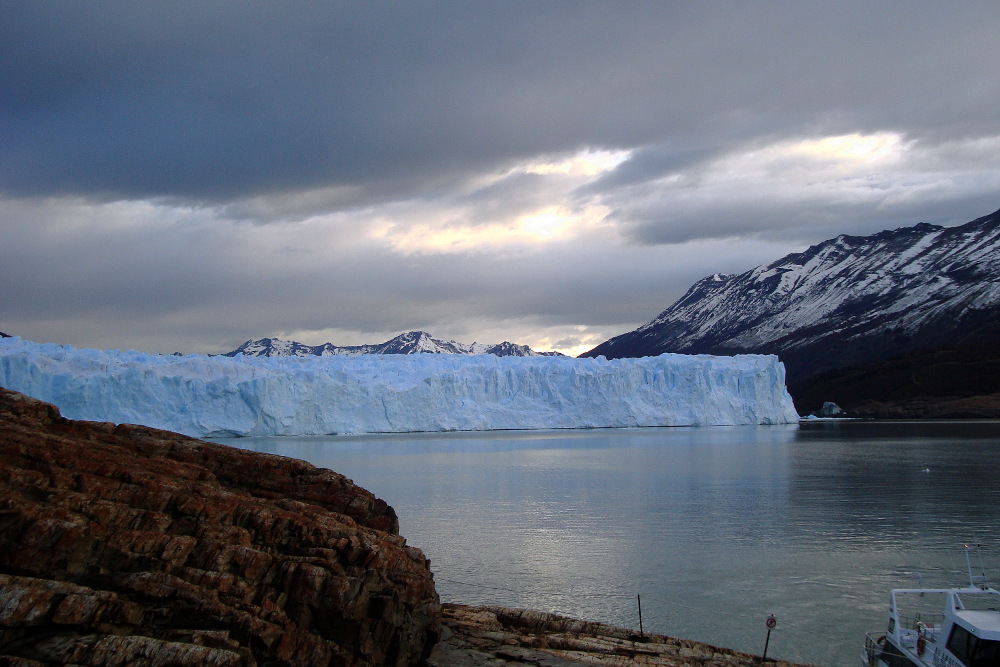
762,615,777,661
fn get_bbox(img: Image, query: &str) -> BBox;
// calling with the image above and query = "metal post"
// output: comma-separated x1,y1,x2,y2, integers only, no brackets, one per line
762,615,776,663
637,594,644,639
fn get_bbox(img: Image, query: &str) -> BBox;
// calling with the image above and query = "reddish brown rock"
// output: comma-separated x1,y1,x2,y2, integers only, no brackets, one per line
0,386,440,666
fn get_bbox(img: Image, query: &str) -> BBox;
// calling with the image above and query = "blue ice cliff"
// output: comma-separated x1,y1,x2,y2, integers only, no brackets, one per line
0,338,799,437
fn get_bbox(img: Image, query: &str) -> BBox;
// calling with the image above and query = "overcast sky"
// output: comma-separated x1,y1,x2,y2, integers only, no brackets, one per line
3,2,1000,356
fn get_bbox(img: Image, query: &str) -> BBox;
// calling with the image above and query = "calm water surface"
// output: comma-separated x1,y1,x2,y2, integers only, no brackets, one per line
220,421,1000,666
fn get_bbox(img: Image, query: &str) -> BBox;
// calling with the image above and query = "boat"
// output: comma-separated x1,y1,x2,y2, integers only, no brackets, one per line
863,547,1000,667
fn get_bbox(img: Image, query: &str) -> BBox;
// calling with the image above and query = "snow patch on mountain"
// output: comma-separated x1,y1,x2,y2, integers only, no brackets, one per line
0,337,799,437
585,207,1000,380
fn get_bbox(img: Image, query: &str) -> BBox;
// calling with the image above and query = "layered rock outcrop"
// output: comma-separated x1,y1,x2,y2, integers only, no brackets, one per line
0,386,440,665
430,604,816,667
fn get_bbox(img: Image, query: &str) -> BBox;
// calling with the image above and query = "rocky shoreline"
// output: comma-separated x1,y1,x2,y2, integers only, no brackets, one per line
430,604,815,666
0,386,815,665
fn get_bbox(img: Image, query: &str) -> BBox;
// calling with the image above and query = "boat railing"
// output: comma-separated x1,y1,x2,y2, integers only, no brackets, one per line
864,621,945,667
863,632,886,667
903,612,945,638
889,613,946,661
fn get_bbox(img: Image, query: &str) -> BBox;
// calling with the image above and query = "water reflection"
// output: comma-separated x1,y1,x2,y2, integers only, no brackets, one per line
788,421,1000,552
220,422,1000,667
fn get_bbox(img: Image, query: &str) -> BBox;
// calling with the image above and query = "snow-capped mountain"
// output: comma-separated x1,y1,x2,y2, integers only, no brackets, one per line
223,330,564,358
583,207,1000,383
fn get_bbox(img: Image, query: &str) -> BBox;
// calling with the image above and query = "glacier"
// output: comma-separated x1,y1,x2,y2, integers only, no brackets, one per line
0,337,800,437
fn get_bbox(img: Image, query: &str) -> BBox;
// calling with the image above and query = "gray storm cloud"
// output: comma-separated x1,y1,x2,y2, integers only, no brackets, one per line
4,2,998,202
2,2,999,354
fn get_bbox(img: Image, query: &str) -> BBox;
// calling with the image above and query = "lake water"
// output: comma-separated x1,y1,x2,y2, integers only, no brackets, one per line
219,421,1000,666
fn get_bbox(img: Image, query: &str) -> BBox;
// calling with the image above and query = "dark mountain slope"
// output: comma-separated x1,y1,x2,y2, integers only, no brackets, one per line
790,339,1000,417
585,208,1000,378
583,207,1000,415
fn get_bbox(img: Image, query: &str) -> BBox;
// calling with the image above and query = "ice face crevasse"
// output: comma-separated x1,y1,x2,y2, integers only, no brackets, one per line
0,338,800,437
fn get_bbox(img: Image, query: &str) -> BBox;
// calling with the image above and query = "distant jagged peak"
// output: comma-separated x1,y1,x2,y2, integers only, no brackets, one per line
485,341,532,357
374,331,468,355
223,330,563,357
225,337,311,357
387,330,432,344
484,341,560,357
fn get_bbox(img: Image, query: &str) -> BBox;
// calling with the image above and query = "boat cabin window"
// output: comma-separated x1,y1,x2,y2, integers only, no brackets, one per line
946,624,1000,667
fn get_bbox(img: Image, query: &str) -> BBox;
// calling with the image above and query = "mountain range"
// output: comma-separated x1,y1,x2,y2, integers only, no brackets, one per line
584,207,1000,417
223,330,563,358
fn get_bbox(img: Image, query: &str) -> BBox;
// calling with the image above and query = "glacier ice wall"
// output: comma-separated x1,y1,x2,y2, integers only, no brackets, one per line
0,338,800,437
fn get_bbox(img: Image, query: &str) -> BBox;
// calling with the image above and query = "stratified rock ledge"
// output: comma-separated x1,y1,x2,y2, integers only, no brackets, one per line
0,386,440,666
430,604,817,667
